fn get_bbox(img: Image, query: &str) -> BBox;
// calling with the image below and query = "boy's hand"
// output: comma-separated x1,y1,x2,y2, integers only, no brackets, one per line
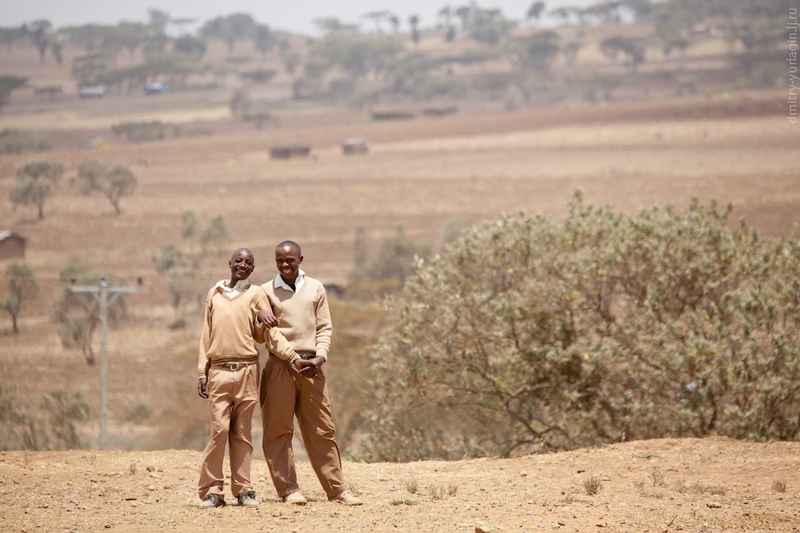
198,378,208,399
293,357,323,378
257,309,280,328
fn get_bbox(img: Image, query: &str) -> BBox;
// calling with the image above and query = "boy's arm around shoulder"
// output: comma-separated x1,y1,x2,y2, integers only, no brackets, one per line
253,287,299,364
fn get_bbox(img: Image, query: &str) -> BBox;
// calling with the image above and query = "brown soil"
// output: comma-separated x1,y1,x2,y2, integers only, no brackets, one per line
2,438,799,532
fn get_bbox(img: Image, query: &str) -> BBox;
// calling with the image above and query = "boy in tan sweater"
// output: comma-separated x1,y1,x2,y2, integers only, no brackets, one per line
197,248,298,508
259,240,361,505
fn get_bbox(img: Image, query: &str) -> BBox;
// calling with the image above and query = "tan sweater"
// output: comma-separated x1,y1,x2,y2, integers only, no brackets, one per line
261,274,332,358
198,282,297,378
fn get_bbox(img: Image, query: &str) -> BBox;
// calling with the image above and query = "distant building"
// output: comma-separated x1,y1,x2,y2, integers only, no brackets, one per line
0,231,26,260
79,86,105,98
342,137,369,155
270,145,311,159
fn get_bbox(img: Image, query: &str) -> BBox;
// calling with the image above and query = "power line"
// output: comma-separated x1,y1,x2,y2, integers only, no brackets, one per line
70,278,139,450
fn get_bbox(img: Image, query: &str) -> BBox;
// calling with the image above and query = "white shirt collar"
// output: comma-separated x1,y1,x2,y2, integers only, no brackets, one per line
216,278,250,297
274,269,305,292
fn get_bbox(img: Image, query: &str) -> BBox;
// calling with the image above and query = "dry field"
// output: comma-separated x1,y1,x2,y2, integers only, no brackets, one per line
1,438,799,532
0,69,799,532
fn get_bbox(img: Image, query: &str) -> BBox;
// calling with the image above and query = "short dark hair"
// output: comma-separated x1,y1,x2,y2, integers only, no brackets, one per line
277,240,301,255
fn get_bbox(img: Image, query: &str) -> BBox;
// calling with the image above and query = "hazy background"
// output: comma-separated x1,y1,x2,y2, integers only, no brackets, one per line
0,0,797,462
4,0,598,35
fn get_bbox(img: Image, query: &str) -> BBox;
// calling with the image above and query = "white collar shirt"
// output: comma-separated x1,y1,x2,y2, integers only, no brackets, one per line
215,278,250,298
274,269,305,292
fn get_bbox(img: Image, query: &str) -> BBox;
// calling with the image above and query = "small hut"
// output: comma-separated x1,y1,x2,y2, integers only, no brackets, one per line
0,231,26,260
342,137,369,155
270,145,311,159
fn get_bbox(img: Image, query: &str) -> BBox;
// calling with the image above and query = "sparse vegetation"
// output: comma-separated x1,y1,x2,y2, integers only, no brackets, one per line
76,160,137,215
0,382,90,450
430,483,458,499
9,158,63,220
50,258,129,366
349,225,430,285
0,130,50,155
151,212,233,326
111,121,211,143
0,75,27,110
675,479,728,496
650,467,667,487
403,477,419,494
389,499,417,505
583,476,602,496
1,262,39,334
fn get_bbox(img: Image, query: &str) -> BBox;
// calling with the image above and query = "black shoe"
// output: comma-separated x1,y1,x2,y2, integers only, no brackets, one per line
199,493,226,508
237,490,259,507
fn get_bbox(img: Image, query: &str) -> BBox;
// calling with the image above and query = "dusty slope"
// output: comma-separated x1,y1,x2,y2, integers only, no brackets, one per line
1,438,798,533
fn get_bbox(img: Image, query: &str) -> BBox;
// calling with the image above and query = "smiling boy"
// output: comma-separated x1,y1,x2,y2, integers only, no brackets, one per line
196,248,299,508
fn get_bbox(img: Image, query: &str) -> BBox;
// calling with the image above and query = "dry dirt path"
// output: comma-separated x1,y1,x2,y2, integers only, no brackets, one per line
1,438,798,533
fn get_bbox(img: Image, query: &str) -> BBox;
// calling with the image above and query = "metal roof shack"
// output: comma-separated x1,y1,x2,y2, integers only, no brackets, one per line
342,137,369,155
270,145,311,160
0,231,26,261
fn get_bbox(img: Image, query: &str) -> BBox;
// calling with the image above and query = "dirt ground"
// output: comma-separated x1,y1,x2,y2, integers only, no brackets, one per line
1,438,798,533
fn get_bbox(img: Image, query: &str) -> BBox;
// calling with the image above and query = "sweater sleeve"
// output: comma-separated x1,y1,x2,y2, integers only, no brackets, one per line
197,288,214,379
263,328,300,364
314,284,333,358
254,288,299,364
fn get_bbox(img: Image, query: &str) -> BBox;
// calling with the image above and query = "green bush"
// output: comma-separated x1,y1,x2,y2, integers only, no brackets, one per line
359,193,800,461
0,130,51,154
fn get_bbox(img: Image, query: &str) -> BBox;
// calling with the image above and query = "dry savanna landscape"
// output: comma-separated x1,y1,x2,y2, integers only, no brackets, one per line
1,18,800,533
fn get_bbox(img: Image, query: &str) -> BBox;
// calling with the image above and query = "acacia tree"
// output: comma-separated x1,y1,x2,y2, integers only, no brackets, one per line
28,20,52,64
527,1,546,25
359,194,800,461
152,211,232,326
0,75,27,110
0,25,28,54
409,15,420,47
9,158,63,219
514,30,560,73
50,258,128,366
600,36,646,72
76,160,137,215
253,24,274,55
201,13,256,53
1,263,39,334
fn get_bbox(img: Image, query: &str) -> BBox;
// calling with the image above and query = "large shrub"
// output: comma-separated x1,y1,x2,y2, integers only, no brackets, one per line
359,194,800,461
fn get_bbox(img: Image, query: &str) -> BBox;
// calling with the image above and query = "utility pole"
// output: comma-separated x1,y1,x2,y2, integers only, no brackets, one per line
70,278,139,449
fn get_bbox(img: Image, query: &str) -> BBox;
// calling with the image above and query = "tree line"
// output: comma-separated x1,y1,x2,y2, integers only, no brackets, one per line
0,0,790,110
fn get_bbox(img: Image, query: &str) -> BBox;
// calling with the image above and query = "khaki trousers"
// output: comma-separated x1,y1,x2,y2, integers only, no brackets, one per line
259,356,345,499
198,363,259,501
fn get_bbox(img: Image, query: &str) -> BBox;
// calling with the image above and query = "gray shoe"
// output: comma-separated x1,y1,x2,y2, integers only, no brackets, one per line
237,490,259,507
199,493,225,508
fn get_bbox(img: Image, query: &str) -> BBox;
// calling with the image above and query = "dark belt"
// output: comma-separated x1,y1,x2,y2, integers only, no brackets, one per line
271,353,316,360
211,361,254,371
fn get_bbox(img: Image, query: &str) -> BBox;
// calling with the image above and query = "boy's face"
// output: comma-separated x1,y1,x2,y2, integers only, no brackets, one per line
275,245,302,284
229,249,255,282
